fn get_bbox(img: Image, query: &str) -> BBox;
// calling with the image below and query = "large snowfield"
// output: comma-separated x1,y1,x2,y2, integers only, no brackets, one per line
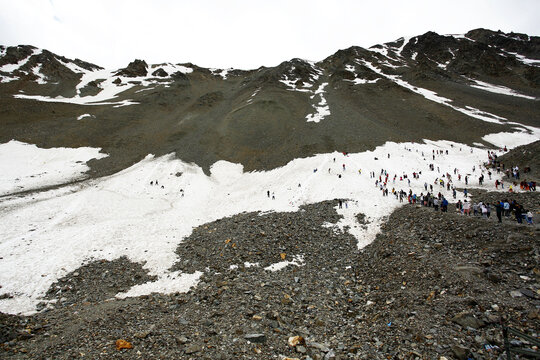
0,128,538,315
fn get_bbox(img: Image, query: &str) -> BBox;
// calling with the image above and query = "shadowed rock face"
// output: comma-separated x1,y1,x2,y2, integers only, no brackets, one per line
0,29,539,178
152,68,168,77
0,45,36,67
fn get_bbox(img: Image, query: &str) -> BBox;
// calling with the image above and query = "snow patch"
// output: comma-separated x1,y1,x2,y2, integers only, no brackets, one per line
264,255,304,272
501,51,540,66
483,128,540,148
0,75,19,83
451,34,476,42
211,68,232,79
345,64,356,73
150,63,193,76
57,57,91,75
0,140,107,196
279,76,312,92
467,78,536,100
13,68,142,107
370,45,390,57
31,64,48,84
345,78,379,85
116,271,202,298
247,87,261,104
305,82,330,123
280,62,322,92
76,114,93,120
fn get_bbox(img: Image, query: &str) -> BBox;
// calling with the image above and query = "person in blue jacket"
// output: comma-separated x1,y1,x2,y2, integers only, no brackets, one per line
441,198,448,212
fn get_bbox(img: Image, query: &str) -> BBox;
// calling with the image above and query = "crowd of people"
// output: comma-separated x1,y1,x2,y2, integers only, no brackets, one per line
365,147,536,225
262,145,535,225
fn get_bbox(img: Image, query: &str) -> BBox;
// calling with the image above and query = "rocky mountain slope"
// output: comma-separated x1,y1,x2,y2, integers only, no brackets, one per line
1,29,539,178
1,28,539,360
0,154,538,359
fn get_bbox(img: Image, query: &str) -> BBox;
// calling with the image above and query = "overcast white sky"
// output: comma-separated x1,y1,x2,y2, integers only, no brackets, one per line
1,0,539,70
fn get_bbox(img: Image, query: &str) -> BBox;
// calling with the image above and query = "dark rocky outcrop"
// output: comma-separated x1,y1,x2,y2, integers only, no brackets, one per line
151,68,168,77
466,28,540,59
114,59,148,77
0,45,36,68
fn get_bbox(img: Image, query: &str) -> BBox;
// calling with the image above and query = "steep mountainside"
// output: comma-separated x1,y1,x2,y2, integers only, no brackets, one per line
0,29,539,177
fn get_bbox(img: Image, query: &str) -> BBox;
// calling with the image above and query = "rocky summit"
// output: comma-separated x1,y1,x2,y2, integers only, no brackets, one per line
0,28,539,360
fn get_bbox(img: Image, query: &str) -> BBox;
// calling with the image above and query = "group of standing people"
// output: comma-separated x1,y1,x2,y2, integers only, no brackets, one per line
454,198,533,224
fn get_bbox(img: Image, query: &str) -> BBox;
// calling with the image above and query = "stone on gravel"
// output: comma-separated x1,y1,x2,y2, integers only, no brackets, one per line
185,343,202,354
451,312,485,329
244,333,266,343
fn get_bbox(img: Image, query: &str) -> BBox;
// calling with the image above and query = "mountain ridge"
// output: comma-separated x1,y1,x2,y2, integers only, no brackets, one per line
0,28,538,178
